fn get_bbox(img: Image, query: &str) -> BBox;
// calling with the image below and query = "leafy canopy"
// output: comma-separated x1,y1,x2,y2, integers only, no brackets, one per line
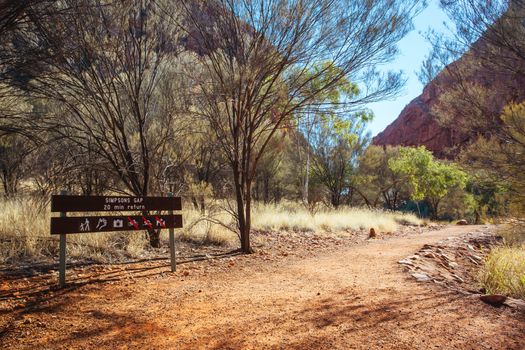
388,146,468,202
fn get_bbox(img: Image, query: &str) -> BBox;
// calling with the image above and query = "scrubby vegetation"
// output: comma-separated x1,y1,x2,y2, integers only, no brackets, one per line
479,246,525,299
0,0,431,254
477,224,525,299
0,197,422,264
0,1,522,267
424,0,525,299
251,202,421,233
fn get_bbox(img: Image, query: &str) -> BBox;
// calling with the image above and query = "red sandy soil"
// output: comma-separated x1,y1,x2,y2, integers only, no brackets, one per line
1,225,524,349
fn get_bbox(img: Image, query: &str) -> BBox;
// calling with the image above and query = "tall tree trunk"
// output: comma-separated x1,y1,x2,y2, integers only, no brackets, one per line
142,210,161,248
303,152,310,204
243,180,253,253
233,166,252,253
430,199,440,220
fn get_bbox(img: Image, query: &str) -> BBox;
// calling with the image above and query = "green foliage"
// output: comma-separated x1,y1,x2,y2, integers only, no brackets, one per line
311,114,370,208
459,101,525,219
388,146,468,218
438,186,477,221
356,145,410,209
294,61,374,207
295,61,360,105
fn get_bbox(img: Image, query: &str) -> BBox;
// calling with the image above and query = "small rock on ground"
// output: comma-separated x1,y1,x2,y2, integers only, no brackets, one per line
411,273,431,282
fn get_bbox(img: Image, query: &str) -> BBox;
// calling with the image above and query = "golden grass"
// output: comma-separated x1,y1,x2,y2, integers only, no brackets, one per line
0,198,155,263
251,202,422,234
478,245,525,299
0,197,421,263
0,197,151,263
0,197,238,263
175,206,237,246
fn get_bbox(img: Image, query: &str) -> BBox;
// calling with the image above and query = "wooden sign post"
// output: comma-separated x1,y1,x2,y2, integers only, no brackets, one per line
168,192,176,272
51,193,183,287
59,190,67,288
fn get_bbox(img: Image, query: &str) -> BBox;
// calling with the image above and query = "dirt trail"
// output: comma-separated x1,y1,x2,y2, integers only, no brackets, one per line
2,226,525,349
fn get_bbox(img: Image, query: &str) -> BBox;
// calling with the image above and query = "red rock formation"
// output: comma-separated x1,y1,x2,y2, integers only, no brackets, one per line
373,35,525,158
372,87,468,158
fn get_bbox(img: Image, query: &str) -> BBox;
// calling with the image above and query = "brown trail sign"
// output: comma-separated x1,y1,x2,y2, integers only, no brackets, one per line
51,193,182,287
51,215,182,234
51,195,182,212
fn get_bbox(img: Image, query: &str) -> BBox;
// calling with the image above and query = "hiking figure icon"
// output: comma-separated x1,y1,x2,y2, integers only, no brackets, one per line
80,219,90,232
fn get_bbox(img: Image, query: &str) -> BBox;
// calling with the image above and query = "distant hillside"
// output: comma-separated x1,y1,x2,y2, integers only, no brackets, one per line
372,31,525,158
372,82,466,158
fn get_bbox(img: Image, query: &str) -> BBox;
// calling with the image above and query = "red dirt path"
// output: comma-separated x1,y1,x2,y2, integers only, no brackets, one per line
1,225,524,349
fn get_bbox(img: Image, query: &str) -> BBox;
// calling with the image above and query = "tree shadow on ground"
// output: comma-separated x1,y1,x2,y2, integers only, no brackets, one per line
182,287,525,350
3,307,171,349
0,248,242,315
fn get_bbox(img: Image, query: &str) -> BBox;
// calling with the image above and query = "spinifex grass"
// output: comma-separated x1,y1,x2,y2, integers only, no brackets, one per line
479,245,525,299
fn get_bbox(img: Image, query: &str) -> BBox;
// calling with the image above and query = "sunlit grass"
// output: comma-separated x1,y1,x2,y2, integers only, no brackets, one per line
175,205,237,246
0,197,422,263
0,197,238,263
479,245,525,299
0,197,154,263
251,202,422,234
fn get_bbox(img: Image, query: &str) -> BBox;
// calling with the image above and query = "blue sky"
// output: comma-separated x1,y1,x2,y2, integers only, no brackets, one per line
366,1,450,136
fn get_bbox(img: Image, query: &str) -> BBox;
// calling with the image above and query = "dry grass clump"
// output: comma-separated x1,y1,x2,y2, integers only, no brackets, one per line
478,245,525,299
0,197,55,262
0,197,149,264
251,202,421,234
0,197,238,264
498,222,525,245
175,206,237,247
0,197,422,264
477,224,525,299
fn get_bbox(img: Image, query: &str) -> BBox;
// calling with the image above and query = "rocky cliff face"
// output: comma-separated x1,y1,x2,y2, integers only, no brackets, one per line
372,39,525,158
372,84,469,158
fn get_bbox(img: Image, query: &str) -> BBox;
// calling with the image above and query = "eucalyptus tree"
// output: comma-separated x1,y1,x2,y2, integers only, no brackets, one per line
293,62,360,206
174,0,425,252
356,145,411,210
389,146,468,219
311,115,370,208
